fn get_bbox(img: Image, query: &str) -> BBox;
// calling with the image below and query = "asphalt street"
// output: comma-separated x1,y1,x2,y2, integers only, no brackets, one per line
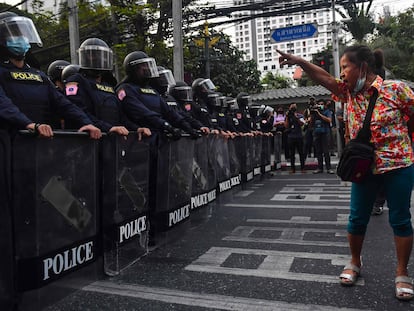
46,171,414,311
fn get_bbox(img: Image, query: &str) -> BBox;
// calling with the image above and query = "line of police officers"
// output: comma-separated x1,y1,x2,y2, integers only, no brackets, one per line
0,12,276,234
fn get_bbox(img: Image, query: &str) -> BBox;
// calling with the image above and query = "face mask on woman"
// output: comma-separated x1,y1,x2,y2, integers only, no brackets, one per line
353,65,366,94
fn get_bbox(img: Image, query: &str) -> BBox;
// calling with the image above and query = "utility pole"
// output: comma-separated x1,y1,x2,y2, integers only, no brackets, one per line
68,0,80,64
172,0,184,81
332,0,343,156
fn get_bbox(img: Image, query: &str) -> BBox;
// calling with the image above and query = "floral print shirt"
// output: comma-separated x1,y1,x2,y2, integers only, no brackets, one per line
332,76,414,174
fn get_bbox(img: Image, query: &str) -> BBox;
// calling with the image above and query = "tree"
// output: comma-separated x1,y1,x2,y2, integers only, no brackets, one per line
260,71,294,90
337,0,375,43
185,33,262,96
370,7,414,81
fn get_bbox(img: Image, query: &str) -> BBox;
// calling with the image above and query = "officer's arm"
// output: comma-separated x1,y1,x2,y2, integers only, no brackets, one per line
118,85,167,130
63,79,112,132
0,84,33,129
49,83,93,127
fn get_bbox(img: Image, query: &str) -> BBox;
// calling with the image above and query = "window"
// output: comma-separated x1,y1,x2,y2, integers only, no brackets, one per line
271,64,276,69
263,65,268,70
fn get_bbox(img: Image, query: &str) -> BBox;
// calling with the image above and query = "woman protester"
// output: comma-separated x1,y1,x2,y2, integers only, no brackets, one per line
277,45,414,301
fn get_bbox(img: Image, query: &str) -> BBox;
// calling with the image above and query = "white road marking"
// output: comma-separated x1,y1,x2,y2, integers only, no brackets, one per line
83,281,367,311
271,194,350,202
223,226,348,247
186,247,364,286
280,187,350,194
224,203,349,210
247,214,349,225
234,190,254,197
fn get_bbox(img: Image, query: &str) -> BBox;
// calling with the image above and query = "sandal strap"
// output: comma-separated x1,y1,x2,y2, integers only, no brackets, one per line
343,263,360,274
396,287,414,295
339,273,356,281
395,276,413,285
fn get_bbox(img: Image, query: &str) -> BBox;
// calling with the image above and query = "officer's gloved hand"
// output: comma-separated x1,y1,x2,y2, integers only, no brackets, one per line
162,122,182,140
189,129,202,139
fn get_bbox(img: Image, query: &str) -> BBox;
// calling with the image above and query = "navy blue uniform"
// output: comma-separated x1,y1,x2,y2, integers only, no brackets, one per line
65,73,139,132
163,94,204,131
116,82,190,132
0,61,91,130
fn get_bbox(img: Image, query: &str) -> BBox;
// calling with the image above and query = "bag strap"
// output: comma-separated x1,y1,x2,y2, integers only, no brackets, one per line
356,88,378,142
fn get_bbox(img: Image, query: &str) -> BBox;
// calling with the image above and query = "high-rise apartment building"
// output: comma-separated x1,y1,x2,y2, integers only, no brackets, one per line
232,2,334,79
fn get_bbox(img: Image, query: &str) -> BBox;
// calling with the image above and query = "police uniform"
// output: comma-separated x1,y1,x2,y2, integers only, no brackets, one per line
65,73,139,132
0,61,91,131
116,82,190,132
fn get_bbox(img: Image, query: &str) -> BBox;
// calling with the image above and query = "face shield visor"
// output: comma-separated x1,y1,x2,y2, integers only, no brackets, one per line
0,16,42,47
199,78,216,92
207,93,220,107
130,57,159,79
219,96,228,108
264,106,274,116
174,86,192,102
158,69,176,87
78,45,113,70
238,94,251,107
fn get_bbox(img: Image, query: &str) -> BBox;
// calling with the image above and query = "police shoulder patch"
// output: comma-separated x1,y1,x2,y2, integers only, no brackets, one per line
65,82,79,96
118,89,126,101
10,71,43,82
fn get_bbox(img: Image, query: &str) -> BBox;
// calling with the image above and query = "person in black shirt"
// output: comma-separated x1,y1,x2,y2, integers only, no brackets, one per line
284,103,305,173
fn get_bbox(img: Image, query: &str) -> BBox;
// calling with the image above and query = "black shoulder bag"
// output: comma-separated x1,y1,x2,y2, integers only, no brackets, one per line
336,88,378,183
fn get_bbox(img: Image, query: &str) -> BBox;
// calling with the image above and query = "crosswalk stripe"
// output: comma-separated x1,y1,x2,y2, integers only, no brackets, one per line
83,281,368,311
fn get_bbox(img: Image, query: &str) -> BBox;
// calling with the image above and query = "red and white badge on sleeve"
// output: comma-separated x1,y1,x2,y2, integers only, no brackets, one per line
65,82,78,96
118,89,126,101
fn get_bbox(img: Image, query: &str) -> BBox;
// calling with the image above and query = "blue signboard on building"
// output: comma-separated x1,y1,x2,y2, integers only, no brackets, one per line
271,23,318,43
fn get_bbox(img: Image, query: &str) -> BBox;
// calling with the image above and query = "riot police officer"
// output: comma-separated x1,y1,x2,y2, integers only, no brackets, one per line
116,51,193,139
256,104,275,133
0,12,101,139
235,92,255,135
47,59,69,91
191,77,219,131
64,38,150,139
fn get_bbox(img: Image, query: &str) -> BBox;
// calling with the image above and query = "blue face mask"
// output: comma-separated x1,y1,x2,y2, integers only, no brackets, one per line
353,65,366,94
6,37,31,57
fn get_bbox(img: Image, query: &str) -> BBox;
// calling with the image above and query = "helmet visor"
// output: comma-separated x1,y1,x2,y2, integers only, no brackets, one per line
208,93,220,107
78,45,113,70
158,69,175,87
174,86,192,102
130,57,158,78
0,16,42,47
199,79,216,92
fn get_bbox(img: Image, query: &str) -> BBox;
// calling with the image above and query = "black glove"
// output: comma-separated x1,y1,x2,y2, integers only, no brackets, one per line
189,129,202,139
162,122,182,140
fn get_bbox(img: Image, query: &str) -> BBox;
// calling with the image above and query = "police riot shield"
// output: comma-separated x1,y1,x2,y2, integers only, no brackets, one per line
152,136,194,243
252,136,262,177
213,136,232,194
228,138,241,189
190,136,215,227
235,136,253,185
273,131,282,170
12,131,99,310
206,134,218,197
0,131,14,311
101,134,150,276
261,135,272,174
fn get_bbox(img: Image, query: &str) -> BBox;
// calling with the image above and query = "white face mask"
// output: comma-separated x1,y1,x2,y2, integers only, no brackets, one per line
353,65,366,94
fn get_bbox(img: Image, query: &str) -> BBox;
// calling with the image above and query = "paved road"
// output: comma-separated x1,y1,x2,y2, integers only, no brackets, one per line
47,172,414,310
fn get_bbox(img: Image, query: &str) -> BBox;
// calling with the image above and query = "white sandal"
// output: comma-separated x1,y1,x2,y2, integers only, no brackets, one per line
395,276,414,301
339,263,360,286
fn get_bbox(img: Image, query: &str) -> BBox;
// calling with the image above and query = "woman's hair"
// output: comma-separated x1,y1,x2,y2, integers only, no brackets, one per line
343,45,385,77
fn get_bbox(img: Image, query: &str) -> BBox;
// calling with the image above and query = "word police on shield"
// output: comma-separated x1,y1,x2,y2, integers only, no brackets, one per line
271,23,318,43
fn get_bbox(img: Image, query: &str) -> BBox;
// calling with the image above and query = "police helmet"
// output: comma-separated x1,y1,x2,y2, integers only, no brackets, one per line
207,92,220,108
0,12,42,48
47,60,70,82
123,51,158,79
218,95,227,108
61,64,81,82
257,105,274,117
78,38,113,71
169,81,192,103
236,92,251,108
156,66,175,87
192,78,216,94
